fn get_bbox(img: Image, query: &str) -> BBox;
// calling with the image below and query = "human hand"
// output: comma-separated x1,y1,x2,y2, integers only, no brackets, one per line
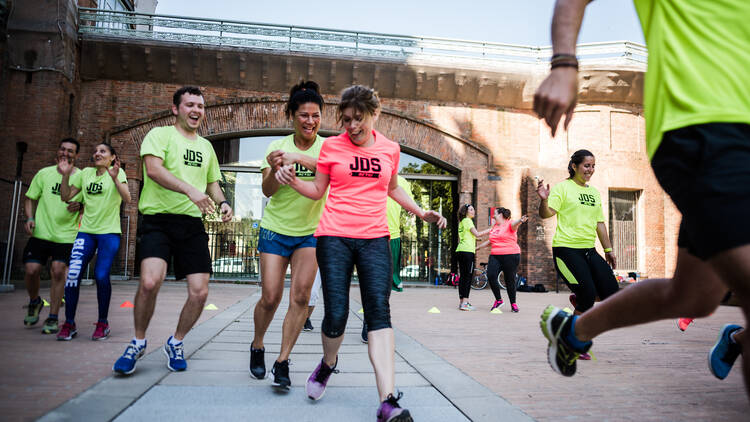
520,215,529,223
274,164,296,185
57,156,75,175
536,180,550,200
188,187,215,215
24,219,35,235
66,201,82,213
421,210,447,229
220,201,233,222
266,150,285,171
108,157,121,180
533,67,578,137
605,251,617,269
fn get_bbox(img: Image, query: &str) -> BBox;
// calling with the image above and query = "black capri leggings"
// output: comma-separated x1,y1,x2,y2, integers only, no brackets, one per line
456,251,474,299
552,247,619,313
486,253,520,304
316,236,392,338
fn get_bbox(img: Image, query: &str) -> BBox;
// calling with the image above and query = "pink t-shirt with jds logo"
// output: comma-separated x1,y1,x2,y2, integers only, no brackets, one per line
489,221,521,255
315,130,400,239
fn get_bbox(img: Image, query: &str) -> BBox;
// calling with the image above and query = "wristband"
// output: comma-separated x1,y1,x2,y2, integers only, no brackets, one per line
551,61,579,70
219,200,230,208
27,217,35,222
604,248,613,253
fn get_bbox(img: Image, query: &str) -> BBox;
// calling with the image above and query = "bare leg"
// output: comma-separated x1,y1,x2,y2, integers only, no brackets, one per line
709,245,750,401
24,262,42,300
575,249,727,341
48,261,67,316
368,327,396,401
277,248,317,362
322,332,345,367
252,253,288,349
174,272,210,340
133,257,166,339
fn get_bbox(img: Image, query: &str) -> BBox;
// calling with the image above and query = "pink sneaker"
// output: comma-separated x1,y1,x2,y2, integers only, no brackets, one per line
306,357,338,401
569,294,577,310
511,303,519,313
377,392,412,422
56,322,77,341
92,321,110,340
677,318,694,332
490,300,504,311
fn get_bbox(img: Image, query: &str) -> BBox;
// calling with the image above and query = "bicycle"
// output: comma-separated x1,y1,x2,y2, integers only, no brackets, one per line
471,262,520,291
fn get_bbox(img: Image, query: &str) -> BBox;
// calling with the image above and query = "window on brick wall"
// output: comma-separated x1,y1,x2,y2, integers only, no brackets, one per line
608,190,640,271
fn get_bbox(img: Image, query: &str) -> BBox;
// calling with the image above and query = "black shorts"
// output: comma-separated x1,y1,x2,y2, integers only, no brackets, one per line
22,237,73,265
651,123,750,259
137,214,212,280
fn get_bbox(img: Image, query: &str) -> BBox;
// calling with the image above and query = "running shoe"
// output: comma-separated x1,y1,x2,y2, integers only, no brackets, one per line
113,340,146,375
490,300,504,312
677,318,694,332
377,392,413,422
24,298,44,326
539,305,590,377
459,302,475,311
272,359,291,390
303,318,314,332
41,318,59,334
511,303,519,313
56,322,77,341
249,346,266,379
92,322,110,340
569,294,577,310
361,323,368,344
306,357,338,401
709,324,743,380
164,337,187,372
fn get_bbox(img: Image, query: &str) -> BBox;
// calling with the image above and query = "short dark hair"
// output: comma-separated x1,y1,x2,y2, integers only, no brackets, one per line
59,138,80,153
286,80,324,119
567,149,594,178
495,207,511,220
173,86,203,107
458,203,472,221
337,85,380,124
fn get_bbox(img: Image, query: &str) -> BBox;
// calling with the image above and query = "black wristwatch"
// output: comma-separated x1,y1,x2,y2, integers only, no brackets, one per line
219,200,230,208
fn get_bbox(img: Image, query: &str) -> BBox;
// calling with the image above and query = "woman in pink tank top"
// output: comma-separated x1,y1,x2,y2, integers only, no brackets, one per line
275,85,446,421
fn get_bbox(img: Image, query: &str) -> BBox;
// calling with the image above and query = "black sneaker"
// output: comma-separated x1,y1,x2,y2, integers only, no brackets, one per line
361,322,368,344
539,305,591,377
272,359,291,390
249,346,266,379
303,318,314,332
24,298,44,326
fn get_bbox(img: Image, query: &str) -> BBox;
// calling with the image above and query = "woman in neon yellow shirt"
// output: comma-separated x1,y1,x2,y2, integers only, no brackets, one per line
455,204,489,311
537,149,618,323
58,143,130,341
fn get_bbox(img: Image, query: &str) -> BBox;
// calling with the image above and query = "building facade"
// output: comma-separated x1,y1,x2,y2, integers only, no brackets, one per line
0,1,680,287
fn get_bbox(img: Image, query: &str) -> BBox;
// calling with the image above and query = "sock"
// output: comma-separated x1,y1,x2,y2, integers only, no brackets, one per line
133,337,146,348
30,296,42,304
565,315,592,352
98,319,108,324
65,319,75,326
168,336,183,346
48,314,58,320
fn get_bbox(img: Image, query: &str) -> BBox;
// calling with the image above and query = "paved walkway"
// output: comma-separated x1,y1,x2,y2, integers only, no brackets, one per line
38,287,529,422
3,282,748,421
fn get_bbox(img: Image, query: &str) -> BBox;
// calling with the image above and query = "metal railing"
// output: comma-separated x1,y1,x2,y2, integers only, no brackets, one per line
77,7,647,67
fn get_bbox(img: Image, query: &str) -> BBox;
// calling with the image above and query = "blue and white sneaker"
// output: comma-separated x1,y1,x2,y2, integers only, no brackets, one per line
113,340,146,375
164,336,187,372
709,324,742,380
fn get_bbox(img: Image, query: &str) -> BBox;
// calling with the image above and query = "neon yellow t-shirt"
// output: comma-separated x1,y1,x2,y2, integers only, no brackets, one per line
139,126,222,217
455,217,476,253
71,167,127,234
387,176,412,239
548,179,604,249
633,0,750,159
259,134,326,236
25,165,81,244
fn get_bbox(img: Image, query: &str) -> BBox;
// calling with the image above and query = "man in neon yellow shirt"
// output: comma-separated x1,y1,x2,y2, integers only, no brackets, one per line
22,138,81,334
534,0,750,391
113,86,234,376
387,176,412,292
